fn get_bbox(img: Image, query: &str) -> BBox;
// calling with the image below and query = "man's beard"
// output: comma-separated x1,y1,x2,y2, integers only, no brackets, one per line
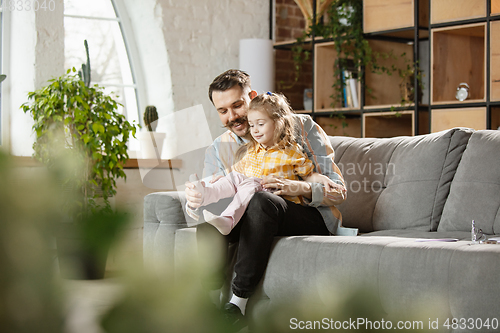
226,116,248,134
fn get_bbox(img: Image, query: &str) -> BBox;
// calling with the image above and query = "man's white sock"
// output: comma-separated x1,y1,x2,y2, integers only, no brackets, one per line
229,294,248,315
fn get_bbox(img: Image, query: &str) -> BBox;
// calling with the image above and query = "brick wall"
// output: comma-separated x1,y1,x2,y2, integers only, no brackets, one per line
274,0,313,111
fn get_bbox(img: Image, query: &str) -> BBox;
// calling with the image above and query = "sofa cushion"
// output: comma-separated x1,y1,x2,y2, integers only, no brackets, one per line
438,130,500,234
330,128,473,233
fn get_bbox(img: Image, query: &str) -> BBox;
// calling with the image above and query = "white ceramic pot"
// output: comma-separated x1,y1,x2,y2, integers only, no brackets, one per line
138,131,166,159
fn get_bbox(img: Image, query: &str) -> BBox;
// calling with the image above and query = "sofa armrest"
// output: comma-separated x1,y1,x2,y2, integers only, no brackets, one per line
143,191,195,274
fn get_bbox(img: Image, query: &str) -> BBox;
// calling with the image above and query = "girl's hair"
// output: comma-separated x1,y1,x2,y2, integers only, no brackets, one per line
247,92,296,150
234,92,297,162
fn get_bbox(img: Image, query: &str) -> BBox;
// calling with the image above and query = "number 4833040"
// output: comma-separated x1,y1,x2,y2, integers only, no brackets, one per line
9,0,56,11
443,317,498,330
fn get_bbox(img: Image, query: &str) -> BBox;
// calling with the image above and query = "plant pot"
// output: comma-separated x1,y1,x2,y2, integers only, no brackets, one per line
56,223,109,280
138,131,166,159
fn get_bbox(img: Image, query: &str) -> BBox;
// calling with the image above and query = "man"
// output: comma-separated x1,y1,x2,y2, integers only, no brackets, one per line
185,69,346,328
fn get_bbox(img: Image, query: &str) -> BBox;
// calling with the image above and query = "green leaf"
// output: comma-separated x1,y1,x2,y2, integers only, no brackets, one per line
82,134,91,144
92,123,105,134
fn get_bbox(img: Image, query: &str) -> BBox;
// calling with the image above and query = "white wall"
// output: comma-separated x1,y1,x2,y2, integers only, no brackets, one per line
6,0,65,156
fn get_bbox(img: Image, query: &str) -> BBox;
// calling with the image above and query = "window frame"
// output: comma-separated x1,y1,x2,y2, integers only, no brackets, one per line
63,0,145,127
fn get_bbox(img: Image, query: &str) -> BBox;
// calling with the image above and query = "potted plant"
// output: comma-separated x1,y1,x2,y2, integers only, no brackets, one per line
21,42,137,279
138,105,166,159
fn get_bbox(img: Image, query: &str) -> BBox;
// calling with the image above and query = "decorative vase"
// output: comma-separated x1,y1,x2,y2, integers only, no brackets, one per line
303,88,313,110
294,0,335,30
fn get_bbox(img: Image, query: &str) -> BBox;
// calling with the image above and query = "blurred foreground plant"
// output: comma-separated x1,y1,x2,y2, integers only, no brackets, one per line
0,152,64,332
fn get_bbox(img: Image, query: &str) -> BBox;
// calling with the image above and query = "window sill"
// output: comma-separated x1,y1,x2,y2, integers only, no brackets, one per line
12,156,182,169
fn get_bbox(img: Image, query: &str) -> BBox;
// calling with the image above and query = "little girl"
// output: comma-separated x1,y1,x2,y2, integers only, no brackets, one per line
188,92,344,235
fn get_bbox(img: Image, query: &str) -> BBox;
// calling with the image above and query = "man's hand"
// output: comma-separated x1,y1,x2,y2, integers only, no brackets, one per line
313,174,347,195
185,174,206,209
261,175,312,198
304,172,347,202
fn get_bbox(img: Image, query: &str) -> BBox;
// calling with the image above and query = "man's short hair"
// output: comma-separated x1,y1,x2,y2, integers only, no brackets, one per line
208,69,251,104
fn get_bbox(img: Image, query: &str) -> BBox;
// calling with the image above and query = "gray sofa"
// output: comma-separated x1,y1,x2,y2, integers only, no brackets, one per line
143,127,500,330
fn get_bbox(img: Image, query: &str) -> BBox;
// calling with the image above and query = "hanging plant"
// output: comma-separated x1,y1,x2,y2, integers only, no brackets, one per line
288,0,401,107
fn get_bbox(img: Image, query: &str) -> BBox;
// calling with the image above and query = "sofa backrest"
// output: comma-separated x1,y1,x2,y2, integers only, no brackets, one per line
329,128,473,233
438,130,500,235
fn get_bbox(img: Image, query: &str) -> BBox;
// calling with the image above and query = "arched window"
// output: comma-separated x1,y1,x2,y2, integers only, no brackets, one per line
64,0,140,125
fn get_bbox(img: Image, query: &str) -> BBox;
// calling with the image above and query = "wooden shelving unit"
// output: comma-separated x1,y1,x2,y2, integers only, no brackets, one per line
493,0,500,15
273,0,500,138
363,40,414,108
430,0,486,24
364,0,429,38
363,111,415,138
363,0,429,137
490,20,500,101
314,41,362,112
315,114,362,138
431,23,486,104
304,0,430,138
429,0,500,133
491,106,500,129
431,107,487,132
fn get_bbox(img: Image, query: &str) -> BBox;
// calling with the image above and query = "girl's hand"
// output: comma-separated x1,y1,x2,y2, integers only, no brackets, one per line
261,175,312,198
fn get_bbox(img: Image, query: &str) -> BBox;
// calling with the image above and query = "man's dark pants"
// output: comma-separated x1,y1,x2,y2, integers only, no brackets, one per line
196,191,329,299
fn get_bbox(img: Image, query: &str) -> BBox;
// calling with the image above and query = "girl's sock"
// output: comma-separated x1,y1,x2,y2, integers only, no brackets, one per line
203,210,234,235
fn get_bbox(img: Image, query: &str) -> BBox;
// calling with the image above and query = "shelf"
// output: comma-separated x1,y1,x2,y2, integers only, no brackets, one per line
493,0,500,16
363,0,429,34
431,0,486,24
491,21,500,101
431,107,487,132
491,107,500,129
314,39,415,111
273,37,314,50
11,157,183,169
314,41,362,111
315,115,362,138
431,23,486,104
364,27,430,41
363,111,415,138
364,40,414,107
363,103,418,111
314,107,361,114
123,158,182,169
